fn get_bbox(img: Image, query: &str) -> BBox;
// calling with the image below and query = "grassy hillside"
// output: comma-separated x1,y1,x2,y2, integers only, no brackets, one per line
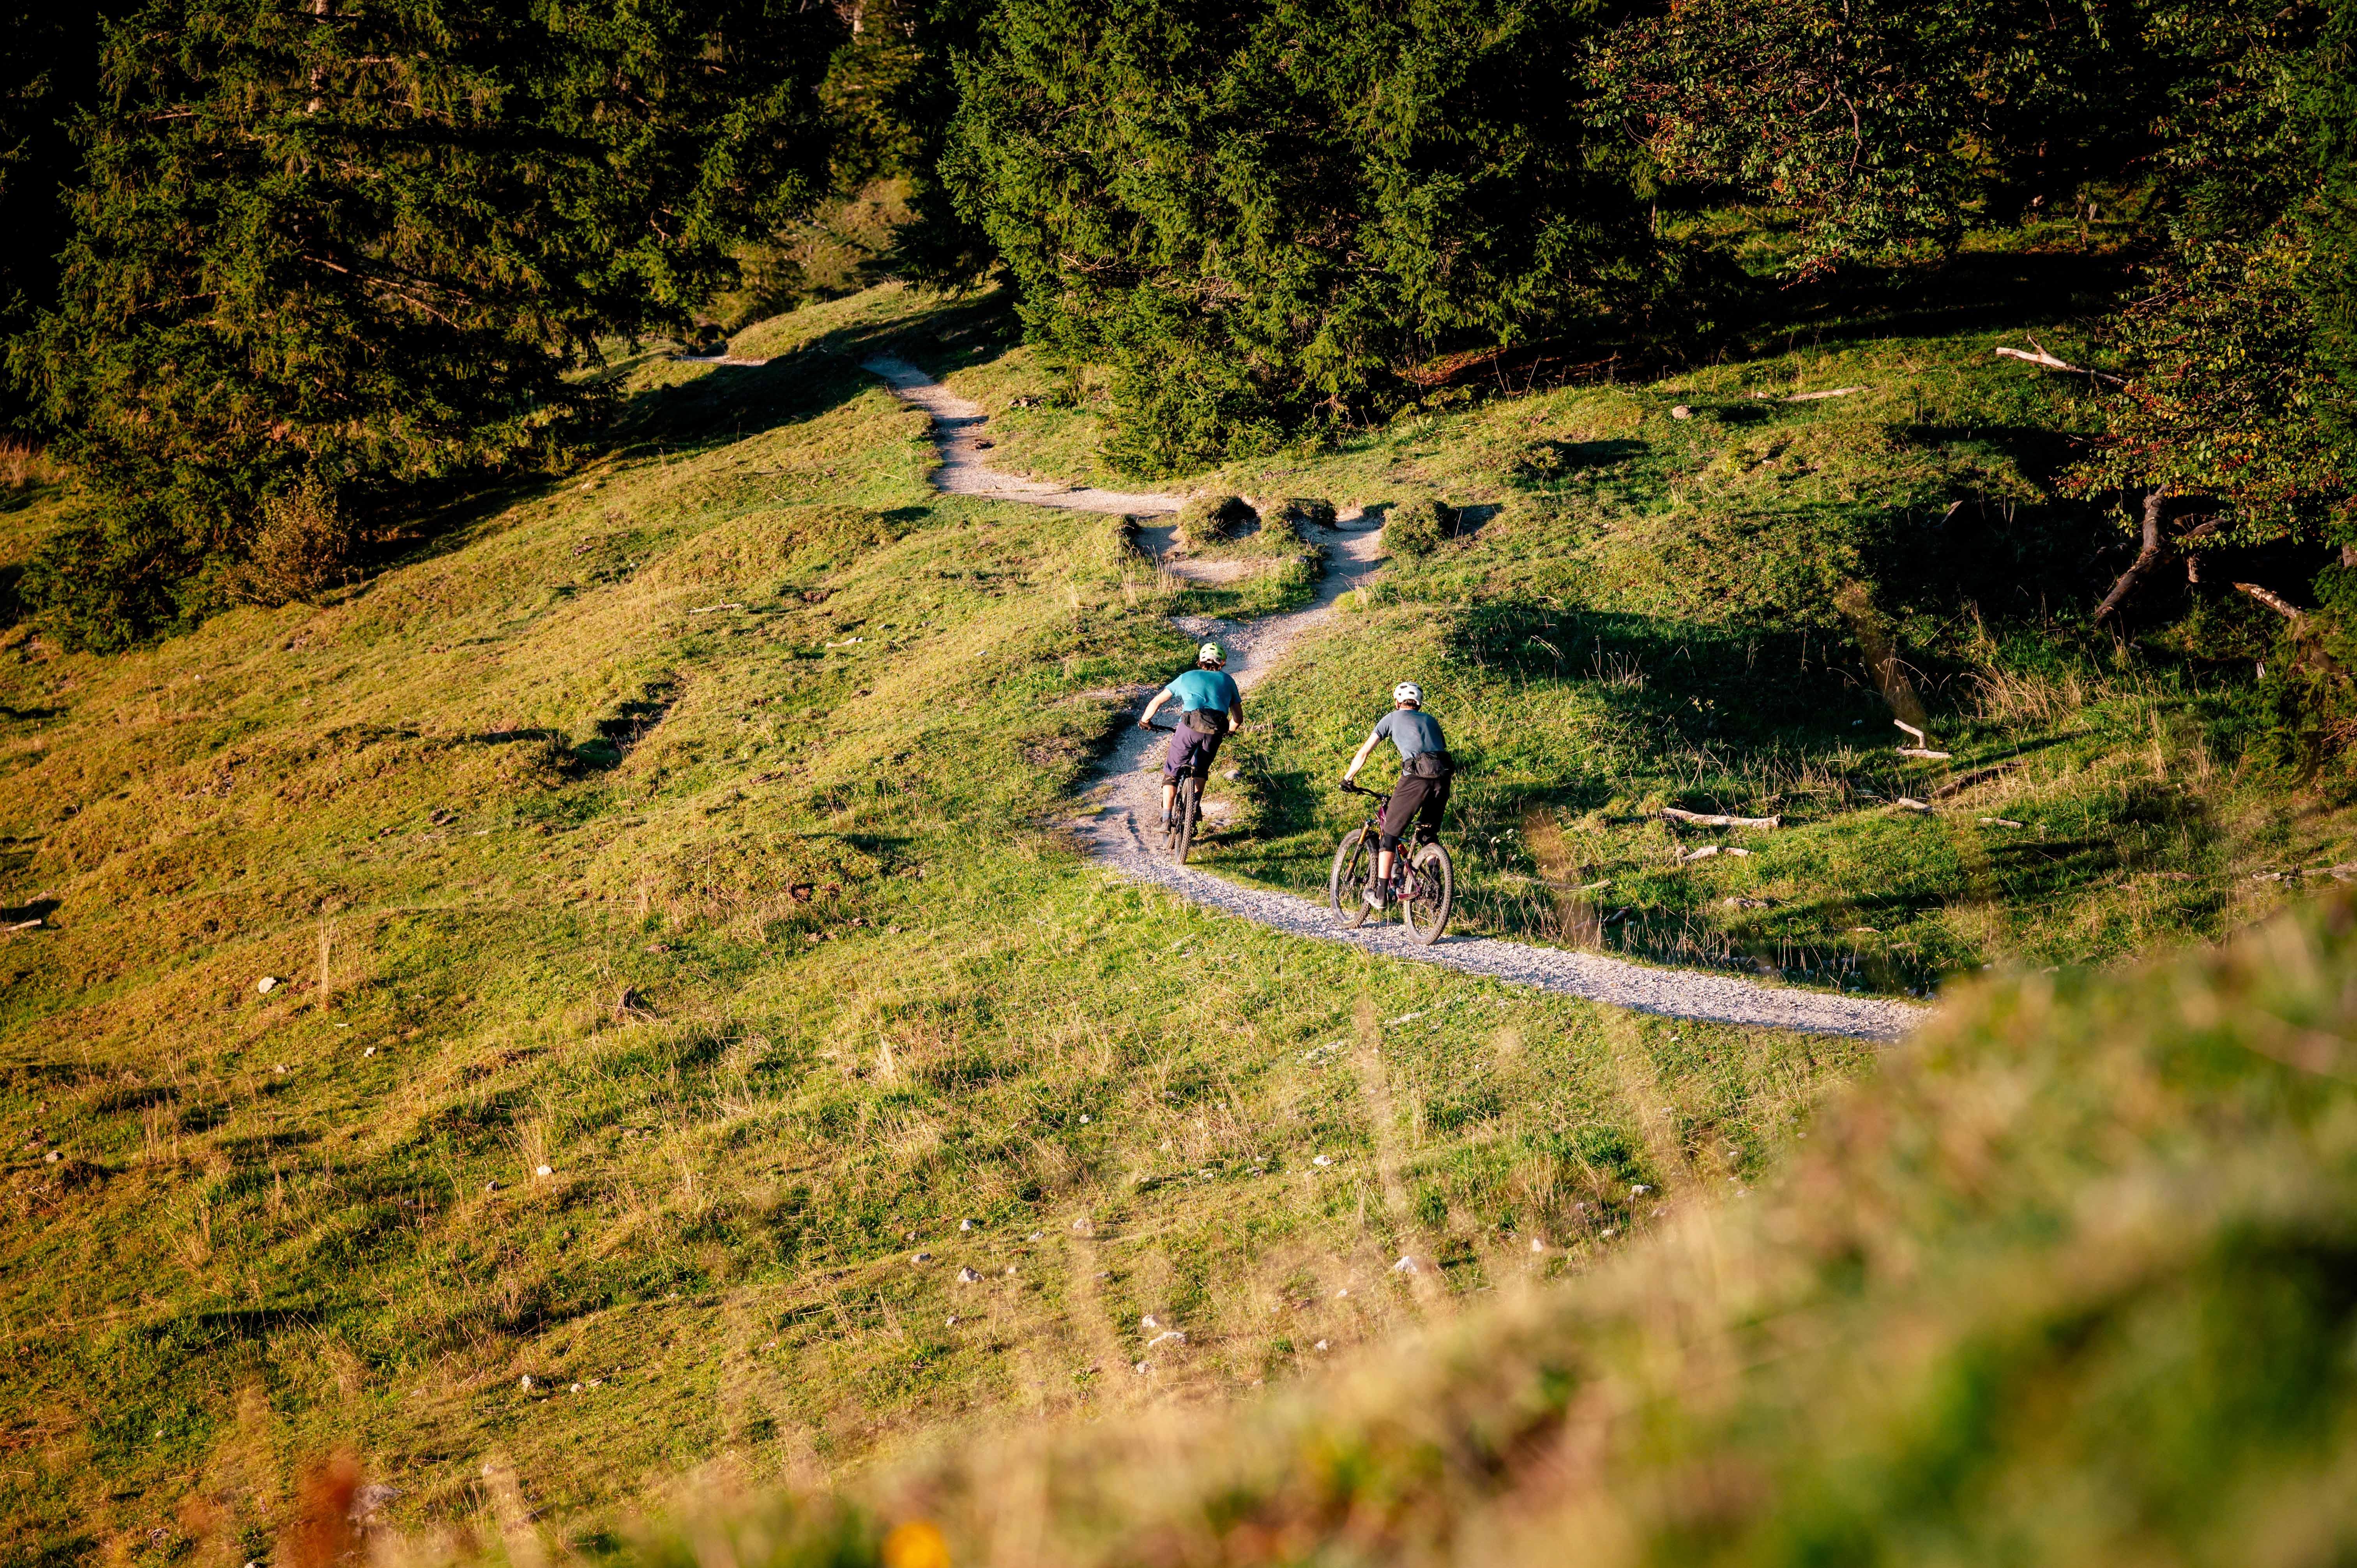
712,887,2357,1568
1,267,2349,1562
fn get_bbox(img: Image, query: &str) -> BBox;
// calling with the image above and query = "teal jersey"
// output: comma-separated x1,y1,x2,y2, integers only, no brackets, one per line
1161,668,1240,712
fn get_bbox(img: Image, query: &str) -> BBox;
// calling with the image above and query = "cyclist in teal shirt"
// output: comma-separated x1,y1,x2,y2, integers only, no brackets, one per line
1137,642,1243,830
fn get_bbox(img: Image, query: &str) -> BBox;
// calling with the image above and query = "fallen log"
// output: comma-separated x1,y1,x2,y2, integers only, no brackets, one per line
1898,746,1954,760
1661,807,1782,828
1994,342,2126,385
1781,385,1867,403
1681,844,1755,861
1895,797,1933,813
2235,582,2304,621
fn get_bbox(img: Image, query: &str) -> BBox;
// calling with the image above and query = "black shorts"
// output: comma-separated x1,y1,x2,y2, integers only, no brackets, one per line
1163,722,1223,783
1380,773,1450,848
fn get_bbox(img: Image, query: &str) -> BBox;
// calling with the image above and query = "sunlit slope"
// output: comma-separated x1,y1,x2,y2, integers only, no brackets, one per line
655,890,2357,1568
0,288,1862,1559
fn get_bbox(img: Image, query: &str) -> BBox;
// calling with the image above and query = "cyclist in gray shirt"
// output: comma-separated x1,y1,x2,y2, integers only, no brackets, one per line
1341,682,1454,906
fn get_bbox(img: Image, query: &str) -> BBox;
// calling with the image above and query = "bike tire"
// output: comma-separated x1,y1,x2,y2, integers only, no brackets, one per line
1174,775,1202,864
1406,840,1454,945
1329,827,1374,927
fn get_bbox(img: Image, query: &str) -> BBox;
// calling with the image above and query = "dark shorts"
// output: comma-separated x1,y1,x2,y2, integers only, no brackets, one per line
1163,721,1223,783
1380,773,1450,847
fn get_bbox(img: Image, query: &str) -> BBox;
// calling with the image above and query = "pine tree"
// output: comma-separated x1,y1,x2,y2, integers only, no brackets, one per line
945,0,1652,475
16,0,839,646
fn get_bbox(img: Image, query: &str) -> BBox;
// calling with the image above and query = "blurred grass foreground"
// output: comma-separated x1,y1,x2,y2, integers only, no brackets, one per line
358,888,2357,1568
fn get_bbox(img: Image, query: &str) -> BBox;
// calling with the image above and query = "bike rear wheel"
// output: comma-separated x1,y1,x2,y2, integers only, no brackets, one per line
1173,775,1202,863
1329,827,1374,927
1405,840,1453,944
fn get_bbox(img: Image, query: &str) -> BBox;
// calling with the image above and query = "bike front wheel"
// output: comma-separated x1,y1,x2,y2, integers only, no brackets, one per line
1405,840,1453,944
1329,827,1374,927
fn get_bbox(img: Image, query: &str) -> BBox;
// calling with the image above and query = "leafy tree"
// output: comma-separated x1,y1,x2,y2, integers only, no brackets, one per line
2058,0,2357,770
945,0,1654,474
1589,0,2174,277
16,0,839,648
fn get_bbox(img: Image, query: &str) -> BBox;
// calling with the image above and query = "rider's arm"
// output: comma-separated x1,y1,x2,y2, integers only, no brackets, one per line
1342,729,1382,781
1227,694,1244,730
1138,688,1170,728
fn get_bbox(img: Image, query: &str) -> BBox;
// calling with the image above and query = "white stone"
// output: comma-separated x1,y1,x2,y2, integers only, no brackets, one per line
958,1266,982,1283
535,1165,553,1177
1141,1314,1159,1328
911,1251,933,1263
256,977,279,995
1529,1238,1546,1253
1314,1340,1330,1351
1312,1155,1332,1167
959,1218,975,1231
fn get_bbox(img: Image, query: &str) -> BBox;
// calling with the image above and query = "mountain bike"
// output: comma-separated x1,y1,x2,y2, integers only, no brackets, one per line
1328,779,1454,944
1145,721,1206,864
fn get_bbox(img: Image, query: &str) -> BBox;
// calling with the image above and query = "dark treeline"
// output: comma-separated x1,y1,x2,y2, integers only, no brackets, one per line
1,0,2352,751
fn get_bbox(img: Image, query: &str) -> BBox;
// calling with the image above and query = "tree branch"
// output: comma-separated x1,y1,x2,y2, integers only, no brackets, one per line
2094,489,2170,624
1993,343,2126,385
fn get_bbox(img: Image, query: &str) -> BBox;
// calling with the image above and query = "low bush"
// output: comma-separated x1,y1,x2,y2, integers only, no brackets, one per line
1384,496,1455,557
1175,493,1260,550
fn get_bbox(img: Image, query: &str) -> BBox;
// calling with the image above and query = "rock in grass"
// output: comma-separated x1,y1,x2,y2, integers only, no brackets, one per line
256,977,280,995
911,1251,933,1263
959,1217,976,1231
958,1266,982,1283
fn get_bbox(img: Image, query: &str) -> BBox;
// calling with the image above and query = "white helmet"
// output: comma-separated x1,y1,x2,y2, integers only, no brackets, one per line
1199,641,1226,666
1394,682,1422,705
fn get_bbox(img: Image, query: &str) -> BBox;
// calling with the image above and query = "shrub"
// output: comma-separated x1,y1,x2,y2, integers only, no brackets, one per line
1384,496,1456,557
1265,496,1338,531
1174,494,1260,550
225,482,357,606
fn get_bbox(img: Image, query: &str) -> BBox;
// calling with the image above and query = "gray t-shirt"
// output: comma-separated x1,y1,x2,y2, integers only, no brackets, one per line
1371,707,1445,761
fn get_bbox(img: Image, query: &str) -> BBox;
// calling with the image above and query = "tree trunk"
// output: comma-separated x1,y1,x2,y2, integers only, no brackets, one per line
2094,490,2169,625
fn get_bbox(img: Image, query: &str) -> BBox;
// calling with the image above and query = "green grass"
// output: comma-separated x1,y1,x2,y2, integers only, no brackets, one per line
0,286,1860,1563
0,263,2349,1564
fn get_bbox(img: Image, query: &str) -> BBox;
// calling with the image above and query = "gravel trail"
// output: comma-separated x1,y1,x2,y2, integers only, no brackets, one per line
862,359,1929,1043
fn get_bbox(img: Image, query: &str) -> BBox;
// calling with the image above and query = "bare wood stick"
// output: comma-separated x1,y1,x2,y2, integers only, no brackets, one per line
1893,719,1926,743
1681,844,1755,861
1661,807,1782,829
688,602,746,615
1895,797,1933,813
2094,490,2170,623
1994,343,2126,385
1978,817,2026,828
2234,582,2304,621
1897,746,1953,760
1781,385,1868,403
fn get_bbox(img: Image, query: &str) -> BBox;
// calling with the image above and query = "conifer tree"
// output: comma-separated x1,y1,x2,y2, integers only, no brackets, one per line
945,0,1652,474
18,0,839,646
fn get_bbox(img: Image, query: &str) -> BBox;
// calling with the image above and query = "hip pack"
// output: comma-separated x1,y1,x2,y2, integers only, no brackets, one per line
1184,707,1228,736
1405,749,1455,779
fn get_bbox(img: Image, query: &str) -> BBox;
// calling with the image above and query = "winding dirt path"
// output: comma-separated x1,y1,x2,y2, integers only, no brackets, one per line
862,359,1928,1042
